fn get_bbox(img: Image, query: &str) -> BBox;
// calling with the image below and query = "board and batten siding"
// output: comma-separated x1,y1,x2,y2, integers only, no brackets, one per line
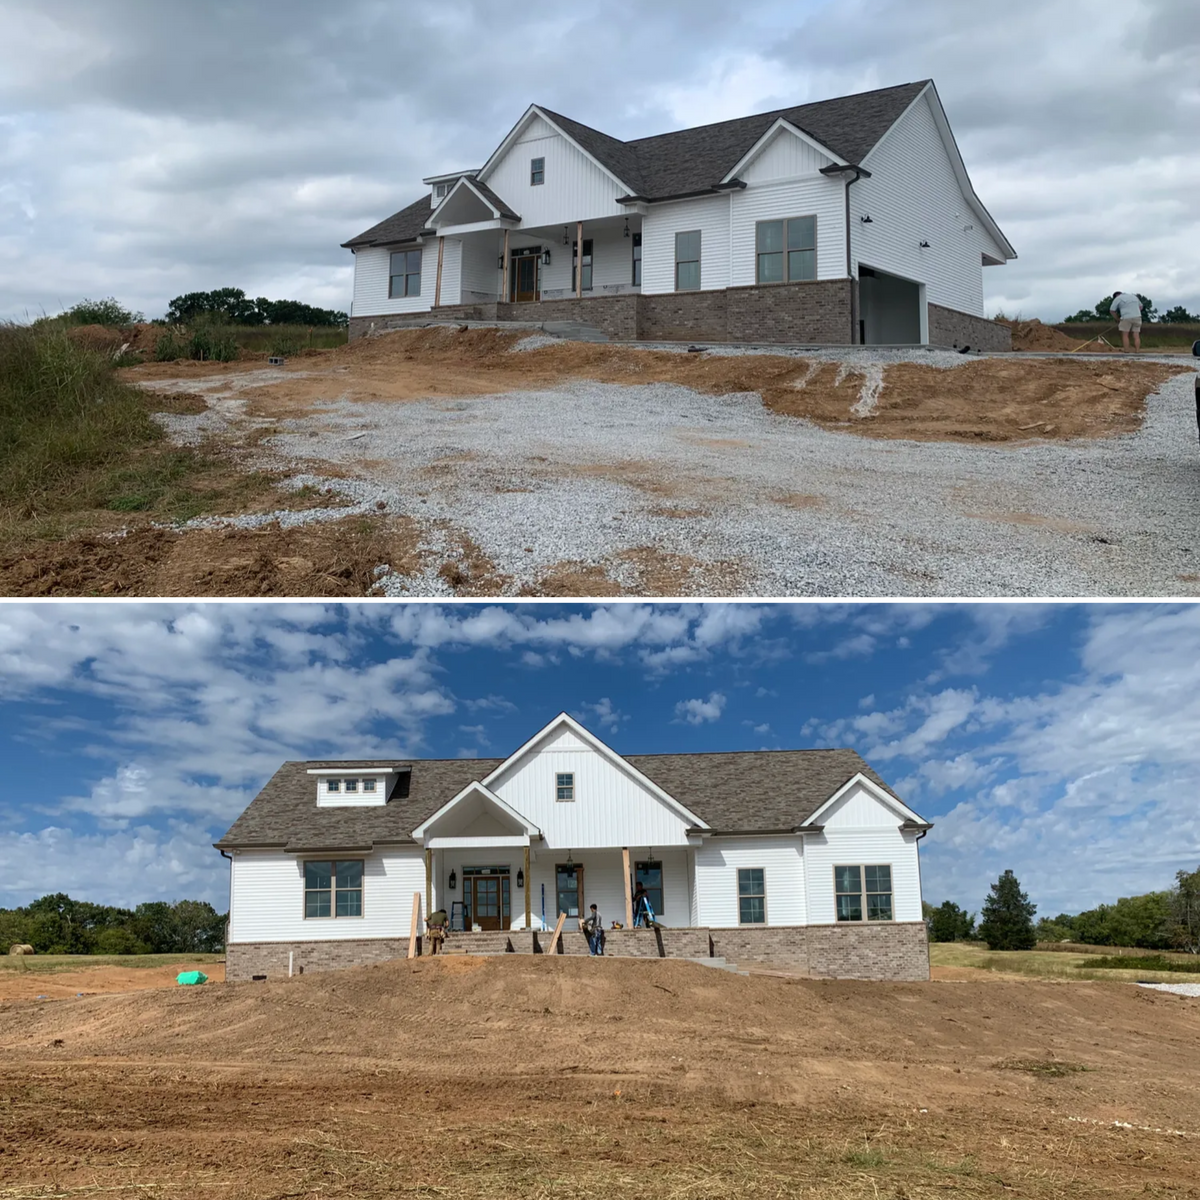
488,726,694,849
350,243,437,318
852,89,1007,317
480,113,630,228
692,837,806,928
228,849,424,943
739,127,835,183
640,194,730,295
802,781,924,924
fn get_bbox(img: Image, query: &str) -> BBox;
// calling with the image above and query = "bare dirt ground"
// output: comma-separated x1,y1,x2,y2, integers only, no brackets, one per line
0,961,225,1001
1,956,1197,1199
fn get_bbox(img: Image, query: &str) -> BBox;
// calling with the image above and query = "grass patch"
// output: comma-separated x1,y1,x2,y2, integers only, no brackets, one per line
842,1145,889,1168
0,952,224,974
930,941,1200,983
1077,954,1200,973
997,1058,1090,1078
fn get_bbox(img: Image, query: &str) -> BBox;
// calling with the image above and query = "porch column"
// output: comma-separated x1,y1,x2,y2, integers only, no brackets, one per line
501,228,510,303
424,848,433,920
576,220,583,299
622,847,633,927
434,236,444,308
524,845,531,929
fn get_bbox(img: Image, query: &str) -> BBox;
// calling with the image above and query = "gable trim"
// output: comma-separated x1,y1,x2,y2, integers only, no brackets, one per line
720,117,844,183
481,712,711,830
476,104,634,196
430,175,519,226
800,772,927,829
411,780,541,840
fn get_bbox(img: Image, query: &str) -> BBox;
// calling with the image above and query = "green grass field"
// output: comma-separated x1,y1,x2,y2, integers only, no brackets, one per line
1,952,224,974
931,941,1200,983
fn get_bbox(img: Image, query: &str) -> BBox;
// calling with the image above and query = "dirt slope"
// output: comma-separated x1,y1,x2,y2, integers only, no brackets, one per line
2,957,1198,1197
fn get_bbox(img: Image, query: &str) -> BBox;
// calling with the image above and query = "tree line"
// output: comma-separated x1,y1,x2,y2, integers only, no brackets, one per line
0,893,226,955
54,289,347,329
1063,294,1199,324
925,866,1200,953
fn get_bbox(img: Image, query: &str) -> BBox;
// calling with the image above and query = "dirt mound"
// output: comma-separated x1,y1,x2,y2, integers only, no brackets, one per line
999,318,1091,352
66,324,127,355
125,322,165,354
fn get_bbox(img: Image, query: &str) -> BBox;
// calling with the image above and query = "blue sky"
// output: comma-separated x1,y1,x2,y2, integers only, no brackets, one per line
2,601,1197,920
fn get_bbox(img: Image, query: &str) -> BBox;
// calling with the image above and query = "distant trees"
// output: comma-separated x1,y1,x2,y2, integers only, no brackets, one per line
926,900,976,942
164,288,347,327
1160,305,1200,324
0,893,226,955
1171,867,1200,954
54,298,145,327
978,870,1037,951
1064,294,1170,323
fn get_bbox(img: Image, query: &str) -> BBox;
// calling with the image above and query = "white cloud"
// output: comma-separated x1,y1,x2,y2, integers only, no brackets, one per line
675,691,727,725
574,697,625,731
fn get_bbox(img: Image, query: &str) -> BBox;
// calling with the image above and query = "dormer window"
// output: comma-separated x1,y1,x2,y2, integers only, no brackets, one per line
344,779,358,793
326,779,340,793
362,778,377,793
434,181,450,200
556,772,575,802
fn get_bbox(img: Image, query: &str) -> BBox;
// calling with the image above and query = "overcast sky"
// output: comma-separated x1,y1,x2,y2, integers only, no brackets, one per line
2,601,1197,920
1,0,1197,324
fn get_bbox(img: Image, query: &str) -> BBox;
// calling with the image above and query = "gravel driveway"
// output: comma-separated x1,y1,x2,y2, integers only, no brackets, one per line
163,350,1200,597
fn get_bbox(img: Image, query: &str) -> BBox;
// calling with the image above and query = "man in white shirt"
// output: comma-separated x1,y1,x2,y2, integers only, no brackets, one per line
1110,291,1143,352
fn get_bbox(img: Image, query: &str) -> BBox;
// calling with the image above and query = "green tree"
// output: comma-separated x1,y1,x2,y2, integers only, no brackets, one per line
1063,308,1101,323
978,869,1037,951
63,297,145,326
928,900,976,942
1161,305,1199,324
1035,916,1075,942
1170,867,1200,954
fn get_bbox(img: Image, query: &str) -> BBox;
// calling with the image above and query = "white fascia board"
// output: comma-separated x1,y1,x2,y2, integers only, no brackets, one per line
427,834,531,850
422,169,479,185
430,175,510,225
434,219,510,237
477,105,633,196
720,117,845,182
411,780,540,840
306,767,404,776
481,712,711,830
862,83,1015,261
801,772,927,828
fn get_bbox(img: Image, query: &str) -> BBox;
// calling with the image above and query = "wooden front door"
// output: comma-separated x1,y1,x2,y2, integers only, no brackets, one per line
470,875,503,931
512,254,539,302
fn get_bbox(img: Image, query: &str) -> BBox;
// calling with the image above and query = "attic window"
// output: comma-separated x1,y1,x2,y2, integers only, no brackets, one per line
531,156,545,186
326,779,341,793
434,181,450,200
555,772,575,802
344,779,358,793
362,778,377,793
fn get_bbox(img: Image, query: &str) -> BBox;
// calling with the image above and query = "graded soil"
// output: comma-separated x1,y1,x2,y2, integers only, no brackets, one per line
1,956,1197,1198
0,961,225,1001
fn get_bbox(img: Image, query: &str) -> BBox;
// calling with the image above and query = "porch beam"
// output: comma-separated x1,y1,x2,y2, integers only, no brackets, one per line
434,236,444,308
576,220,583,299
524,844,531,930
622,847,633,927
424,848,433,920
501,228,510,302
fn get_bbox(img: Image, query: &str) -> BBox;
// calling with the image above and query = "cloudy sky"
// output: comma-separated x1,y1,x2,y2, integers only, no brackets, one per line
2,0,1197,324
2,601,1197,921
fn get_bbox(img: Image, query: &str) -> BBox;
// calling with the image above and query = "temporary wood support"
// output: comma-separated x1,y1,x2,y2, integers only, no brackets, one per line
547,911,567,955
622,847,633,928
434,236,444,307
407,892,421,959
524,844,532,930
424,848,433,921
575,220,583,299
501,228,510,302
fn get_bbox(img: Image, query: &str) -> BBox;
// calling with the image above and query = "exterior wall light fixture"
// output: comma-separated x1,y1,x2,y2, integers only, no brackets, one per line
860,214,873,223
541,249,551,266
448,869,457,891
517,868,525,888
623,218,631,238
919,240,931,249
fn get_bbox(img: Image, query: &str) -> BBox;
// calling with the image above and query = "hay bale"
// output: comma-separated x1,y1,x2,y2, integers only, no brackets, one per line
8,944,34,956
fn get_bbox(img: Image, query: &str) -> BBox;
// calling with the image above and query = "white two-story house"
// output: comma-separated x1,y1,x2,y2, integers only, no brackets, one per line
217,713,932,982
343,79,1014,349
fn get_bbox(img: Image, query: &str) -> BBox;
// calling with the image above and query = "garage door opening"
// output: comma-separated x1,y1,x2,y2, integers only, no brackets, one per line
858,266,926,345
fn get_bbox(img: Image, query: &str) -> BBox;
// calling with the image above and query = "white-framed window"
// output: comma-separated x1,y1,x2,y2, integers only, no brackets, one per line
835,865,893,922
362,778,377,793
556,772,575,802
737,868,766,924
755,216,817,284
304,860,364,919
675,230,701,291
571,239,593,292
325,778,341,793
344,778,358,793
632,231,642,286
530,156,545,186
389,249,422,298
434,182,450,200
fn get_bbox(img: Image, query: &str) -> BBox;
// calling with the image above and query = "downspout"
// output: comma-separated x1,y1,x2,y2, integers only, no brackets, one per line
844,169,865,345
220,848,233,953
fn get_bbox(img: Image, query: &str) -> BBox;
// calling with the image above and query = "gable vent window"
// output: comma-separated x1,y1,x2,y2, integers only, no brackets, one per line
362,778,377,793
325,779,341,793
756,216,817,284
530,156,545,186
555,772,575,802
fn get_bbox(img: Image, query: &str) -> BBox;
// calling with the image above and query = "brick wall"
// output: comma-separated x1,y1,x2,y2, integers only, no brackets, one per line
226,938,411,981
497,296,640,340
928,303,1012,351
805,922,930,982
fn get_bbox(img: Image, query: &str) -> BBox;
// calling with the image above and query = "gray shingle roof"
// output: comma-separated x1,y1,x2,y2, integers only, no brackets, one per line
215,748,913,851
467,178,520,221
343,81,928,248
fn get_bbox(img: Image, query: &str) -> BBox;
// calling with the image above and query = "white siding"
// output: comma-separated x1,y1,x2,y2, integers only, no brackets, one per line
438,237,463,306
693,837,806,928
740,128,835,183
488,726,694,849
729,174,847,287
460,231,502,301
228,848,424,943
537,221,639,299
315,774,388,807
350,243,436,318
640,194,730,294
853,90,1007,316
480,115,629,227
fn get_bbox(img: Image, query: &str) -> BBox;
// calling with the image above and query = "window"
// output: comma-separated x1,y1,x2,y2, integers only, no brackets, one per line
389,249,422,298
304,860,363,919
675,229,701,291
635,860,663,916
434,182,450,200
556,863,581,918
571,239,593,291
530,156,545,186
325,779,340,793
835,865,893,922
344,778,358,793
755,216,817,284
555,772,575,801
632,231,642,286
737,868,766,924
362,778,377,793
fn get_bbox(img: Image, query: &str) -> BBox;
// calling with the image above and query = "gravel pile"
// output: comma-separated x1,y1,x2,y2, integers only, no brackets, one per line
1138,983,1200,998
161,352,1200,597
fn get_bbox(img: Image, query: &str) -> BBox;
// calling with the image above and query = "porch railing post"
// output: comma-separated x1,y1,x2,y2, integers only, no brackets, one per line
524,844,532,930
622,847,633,928
424,848,433,922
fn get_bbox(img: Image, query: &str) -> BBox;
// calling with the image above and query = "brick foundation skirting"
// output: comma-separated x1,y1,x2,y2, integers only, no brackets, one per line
226,921,928,982
928,302,1012,351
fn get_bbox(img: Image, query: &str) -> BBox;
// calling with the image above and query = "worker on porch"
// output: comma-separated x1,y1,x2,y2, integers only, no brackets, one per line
426,907,449,954
582,904,605,956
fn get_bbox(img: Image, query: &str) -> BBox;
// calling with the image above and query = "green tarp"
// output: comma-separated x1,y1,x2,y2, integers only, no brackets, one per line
176,970,208,986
